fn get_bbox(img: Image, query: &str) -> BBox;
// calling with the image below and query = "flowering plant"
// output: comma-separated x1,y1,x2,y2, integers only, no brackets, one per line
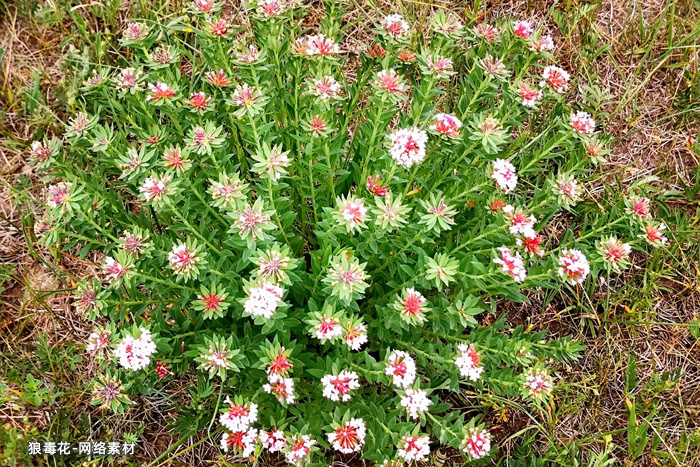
27,2,670,464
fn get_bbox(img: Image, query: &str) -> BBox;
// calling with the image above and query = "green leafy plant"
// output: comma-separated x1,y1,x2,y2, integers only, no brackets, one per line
20,1,674,464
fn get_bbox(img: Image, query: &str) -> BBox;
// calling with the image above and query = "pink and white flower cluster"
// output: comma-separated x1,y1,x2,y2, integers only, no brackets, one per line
493,246,527,283
491,158,518,193
244,281,284,319
294,33,340,56
400,388,432,420
463,427,492,459
388,127,429,168
114,328,157,371
385,350,417,388
264,374,296,404
260,429,286,452
398,435,431,462
455,344,484,381
314,315,343,341
168,243,201,277
557,249,591,285
430,113,463,137
219,398,258,432
327,418,366,454
321,370,360,402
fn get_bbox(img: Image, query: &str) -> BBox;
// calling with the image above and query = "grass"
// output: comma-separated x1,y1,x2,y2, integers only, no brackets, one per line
1,0,699,466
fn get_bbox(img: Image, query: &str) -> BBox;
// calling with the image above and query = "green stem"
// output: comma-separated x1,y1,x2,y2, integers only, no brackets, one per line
167,201,222,255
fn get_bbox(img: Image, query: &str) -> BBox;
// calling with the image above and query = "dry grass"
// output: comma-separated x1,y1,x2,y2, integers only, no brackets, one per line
1,0,699,466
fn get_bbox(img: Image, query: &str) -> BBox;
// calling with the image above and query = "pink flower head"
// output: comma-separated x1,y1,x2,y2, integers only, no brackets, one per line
553,174,581,207
139,175,172,202
644,222,668,247
397,288,428,323
168,243,201,277
513,20,533,38
187,92,211,110
256,250,291,284
163,147,191,173
221,429,258,456
267,347,293,377
531,34,555,52
374,69,406,96
119,230,151,257
244,281,284,320
236,44,260,63
232,83,263,107
427,56,455,78
321,370,360,402
74,284,99,314
308,115,328,135
382,14,410,38
430,113,463,137
557,249,590,285
491,159,518,193
385,350,417,388
398,435,430,462
366,43,386,59
66,112,91,136
149,45,173,65
192,0,216,13
263,374,295,404
388,127,429,168
304,33,340,56
503,205,536,237
146,82,176,101
198,291,226,314
260,429,286,452
309,75,342,101
541,66,570,93
285,435,316,465
516,232,545,257
30,141,51,164
463,427,492,460
314,316,343,341
473,23,499,42
400,388,432,420
455,343,483,381
123,22,148,41
524,367,554,399
86,329,111,352
494,246,527,283
219,399,258,432
599,237,631,268
257,0,286,18
114,328,157,371
292,37,309,56
479,55,509,78
627,196,652,219
205,69,231,87
336,195,368,232
518,82,543,107
344,322,368,351
47,182,72,209
328,418,366,454
366,175,388,196
234,203,271,240
570,111,596,135
103,256,131,282
397,50,417,62
115,68,142,91
155,361,169,378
